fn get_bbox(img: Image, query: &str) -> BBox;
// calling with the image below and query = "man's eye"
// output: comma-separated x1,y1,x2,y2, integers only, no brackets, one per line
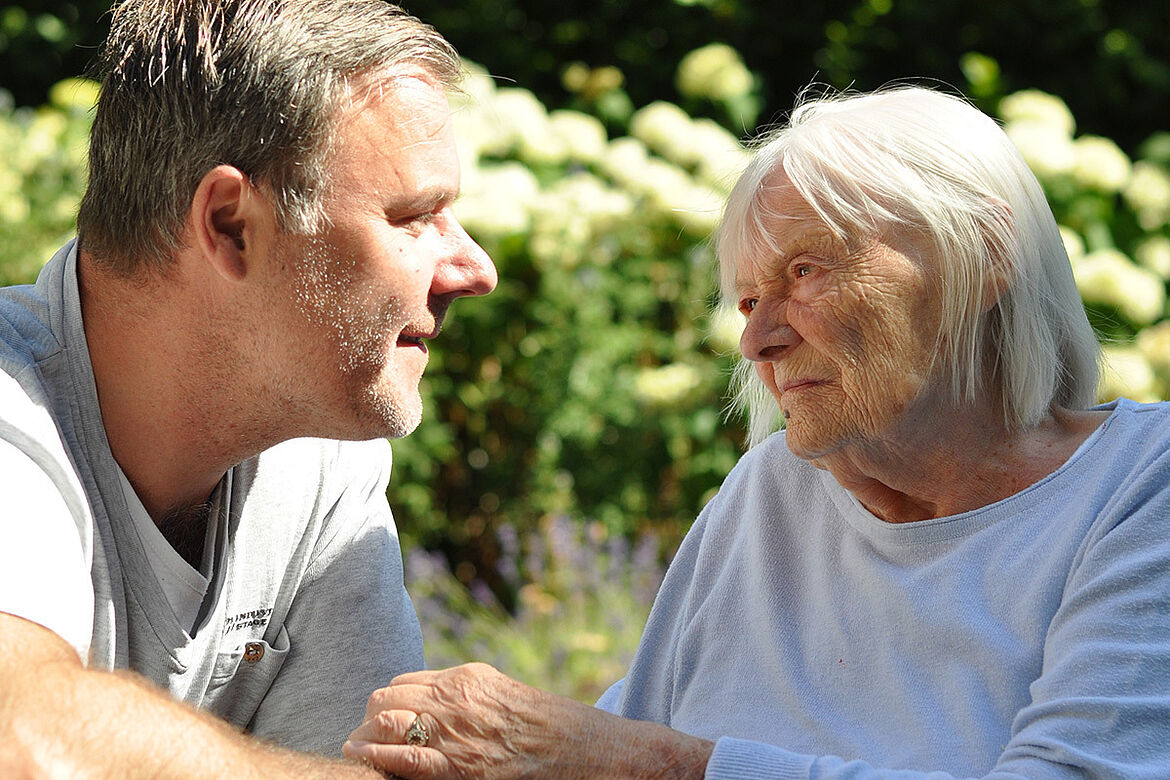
394,211,439,229
794,264,811,278
738,298,758,316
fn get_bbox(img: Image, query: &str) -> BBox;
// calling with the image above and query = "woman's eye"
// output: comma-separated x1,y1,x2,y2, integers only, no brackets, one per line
794,264,812,278
738,298,758,316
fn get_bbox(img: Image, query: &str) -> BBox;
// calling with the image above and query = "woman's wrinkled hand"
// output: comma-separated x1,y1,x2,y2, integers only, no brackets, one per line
342,662,712,780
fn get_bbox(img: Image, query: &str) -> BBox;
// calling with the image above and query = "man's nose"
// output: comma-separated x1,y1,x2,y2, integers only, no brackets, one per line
434,215,498,299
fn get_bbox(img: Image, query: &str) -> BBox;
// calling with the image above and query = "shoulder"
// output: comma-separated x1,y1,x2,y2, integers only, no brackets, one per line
1075,399,1170,491
0,242,75,372
239,437,395,557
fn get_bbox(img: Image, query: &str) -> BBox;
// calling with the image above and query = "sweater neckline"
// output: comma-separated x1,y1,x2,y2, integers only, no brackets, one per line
821,400,1125,544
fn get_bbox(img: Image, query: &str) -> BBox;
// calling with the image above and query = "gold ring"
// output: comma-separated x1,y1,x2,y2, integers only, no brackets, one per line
405,714,430,747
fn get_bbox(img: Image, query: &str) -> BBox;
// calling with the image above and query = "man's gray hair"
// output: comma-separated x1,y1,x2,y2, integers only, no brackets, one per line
717,86,1101,445
77,0,461,274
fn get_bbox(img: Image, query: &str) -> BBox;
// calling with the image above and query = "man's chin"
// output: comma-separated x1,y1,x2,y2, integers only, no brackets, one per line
361,389,423,441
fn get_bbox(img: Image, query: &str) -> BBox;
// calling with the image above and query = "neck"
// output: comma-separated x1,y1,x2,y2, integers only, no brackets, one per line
78,252,266,522
809,400,1109,524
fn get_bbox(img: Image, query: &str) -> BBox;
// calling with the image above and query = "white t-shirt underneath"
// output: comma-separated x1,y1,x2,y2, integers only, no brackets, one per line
0,437,93,659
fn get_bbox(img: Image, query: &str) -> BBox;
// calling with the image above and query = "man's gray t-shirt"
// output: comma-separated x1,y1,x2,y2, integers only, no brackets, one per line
0,241,425,754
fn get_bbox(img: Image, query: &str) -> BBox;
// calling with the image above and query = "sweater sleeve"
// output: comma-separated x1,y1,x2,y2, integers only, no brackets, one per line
699,464,1170,780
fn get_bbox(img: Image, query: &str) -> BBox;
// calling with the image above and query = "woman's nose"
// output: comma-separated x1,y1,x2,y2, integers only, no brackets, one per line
739,298,798,361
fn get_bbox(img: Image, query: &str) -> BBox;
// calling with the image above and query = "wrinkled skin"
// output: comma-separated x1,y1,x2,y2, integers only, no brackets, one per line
735,172,945,465
735,172,1109,522
344,663,712,780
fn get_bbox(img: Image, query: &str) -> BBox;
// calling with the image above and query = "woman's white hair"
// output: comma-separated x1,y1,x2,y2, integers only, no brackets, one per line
717,86,1100,446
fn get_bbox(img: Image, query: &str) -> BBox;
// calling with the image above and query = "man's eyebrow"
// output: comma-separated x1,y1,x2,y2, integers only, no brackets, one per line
384,188,457,214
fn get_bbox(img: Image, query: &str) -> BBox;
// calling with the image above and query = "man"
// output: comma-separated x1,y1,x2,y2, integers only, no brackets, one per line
0,0,495,775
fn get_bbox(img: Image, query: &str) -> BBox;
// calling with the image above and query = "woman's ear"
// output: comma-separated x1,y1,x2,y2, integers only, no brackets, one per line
188,165,274,282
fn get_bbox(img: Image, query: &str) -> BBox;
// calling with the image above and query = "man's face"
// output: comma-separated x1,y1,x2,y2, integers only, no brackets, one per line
263,70,496,440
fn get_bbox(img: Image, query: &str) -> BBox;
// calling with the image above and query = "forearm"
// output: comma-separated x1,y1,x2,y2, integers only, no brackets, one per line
7,663,381,780
1,616,379,780
583,714,713,780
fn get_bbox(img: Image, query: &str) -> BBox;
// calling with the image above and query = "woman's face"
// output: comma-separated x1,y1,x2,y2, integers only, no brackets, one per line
735,173,945,462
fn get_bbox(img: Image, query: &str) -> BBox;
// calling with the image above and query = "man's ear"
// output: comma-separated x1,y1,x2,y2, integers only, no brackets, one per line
188,165,273,282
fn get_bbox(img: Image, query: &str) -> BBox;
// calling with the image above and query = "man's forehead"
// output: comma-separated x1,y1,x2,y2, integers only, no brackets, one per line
341,66,452,124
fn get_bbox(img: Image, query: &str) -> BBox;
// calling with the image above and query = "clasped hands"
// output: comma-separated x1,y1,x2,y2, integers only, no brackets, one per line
343,662,712,780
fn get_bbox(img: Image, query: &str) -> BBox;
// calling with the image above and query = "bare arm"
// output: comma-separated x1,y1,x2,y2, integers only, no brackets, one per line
343,663,714,780
0,613,382,779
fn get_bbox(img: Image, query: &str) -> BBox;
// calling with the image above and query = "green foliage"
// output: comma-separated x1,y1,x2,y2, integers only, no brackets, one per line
397,0,1168,154
995,90,1170,400
0,77,94,285
390,68,750,584
0,3,109,105
2,57,1168,623
5,1,1168,157
408,516,666,702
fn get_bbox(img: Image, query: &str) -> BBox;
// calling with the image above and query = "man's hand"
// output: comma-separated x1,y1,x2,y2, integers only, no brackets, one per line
343,662,714,780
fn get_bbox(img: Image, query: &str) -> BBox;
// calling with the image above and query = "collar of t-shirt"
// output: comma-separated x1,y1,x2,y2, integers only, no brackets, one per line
116,466,212,634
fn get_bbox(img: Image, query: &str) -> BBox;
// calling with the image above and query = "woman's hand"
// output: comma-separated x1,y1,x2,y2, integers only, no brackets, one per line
342,662,713,780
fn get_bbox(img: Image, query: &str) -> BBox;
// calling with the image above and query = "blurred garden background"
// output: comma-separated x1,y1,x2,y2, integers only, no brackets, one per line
2,0,1169,703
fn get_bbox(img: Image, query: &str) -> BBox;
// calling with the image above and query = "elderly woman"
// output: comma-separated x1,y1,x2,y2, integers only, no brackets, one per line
345,87,1170,779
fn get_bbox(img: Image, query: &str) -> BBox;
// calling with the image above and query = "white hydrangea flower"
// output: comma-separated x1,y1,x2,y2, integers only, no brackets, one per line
633,363,703,406
454,60,498,107
599,137,651,188
527,172,636,267
692,126,751,191
454,161,539,238
1071,135,1132,193
548,110,608,164
451,94,512,161
1123,161,1170,230
633,158,721,235
487,88,568,166
998,90,1076,136
1004,120,1076,181
1073,248,1166,325
637,158,695,211
675,43,753,101
629,101,692,159
629,105,747,191
533,172,634,227
1136,236,1170,279
670,183,724,237
1098,344,1160,403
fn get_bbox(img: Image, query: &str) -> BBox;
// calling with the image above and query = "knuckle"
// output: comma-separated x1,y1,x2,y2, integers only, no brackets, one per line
397,746,427,775
374,709,401,740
